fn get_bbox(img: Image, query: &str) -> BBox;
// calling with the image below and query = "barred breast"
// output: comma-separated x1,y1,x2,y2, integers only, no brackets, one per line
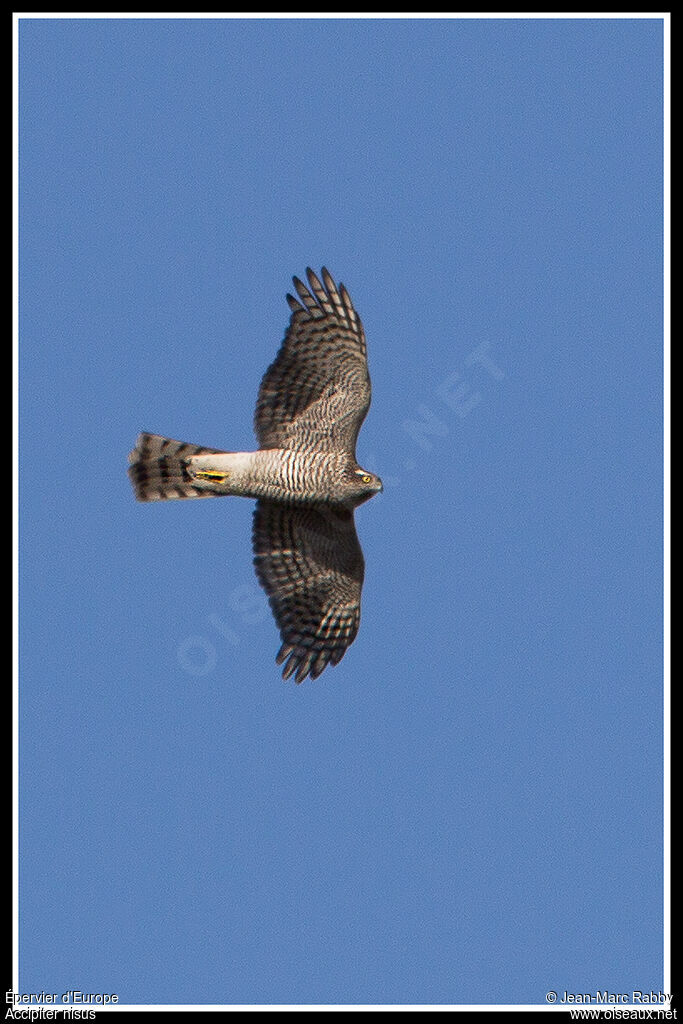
187,448,349,504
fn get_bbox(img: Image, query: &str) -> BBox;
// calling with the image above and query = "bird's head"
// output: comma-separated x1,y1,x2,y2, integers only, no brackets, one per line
349,465,383,505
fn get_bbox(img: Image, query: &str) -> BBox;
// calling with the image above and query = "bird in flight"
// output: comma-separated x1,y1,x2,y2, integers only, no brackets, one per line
129,267,382,683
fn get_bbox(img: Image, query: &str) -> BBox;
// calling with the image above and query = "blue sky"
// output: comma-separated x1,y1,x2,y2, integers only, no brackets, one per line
18,17,664,1006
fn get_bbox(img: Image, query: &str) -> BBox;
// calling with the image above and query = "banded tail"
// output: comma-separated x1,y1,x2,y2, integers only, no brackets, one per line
128,432,229,502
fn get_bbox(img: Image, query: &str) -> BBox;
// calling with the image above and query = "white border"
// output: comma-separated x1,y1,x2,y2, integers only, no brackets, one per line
661,9,670,1009
10,10,673,18
13,8,21,1000
13,11,670,1012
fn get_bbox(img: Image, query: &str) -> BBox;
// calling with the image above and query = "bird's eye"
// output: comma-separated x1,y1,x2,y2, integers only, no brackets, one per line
361,474,372,484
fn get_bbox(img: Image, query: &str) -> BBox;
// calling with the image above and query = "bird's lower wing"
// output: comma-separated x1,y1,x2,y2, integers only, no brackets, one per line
252,500,365,683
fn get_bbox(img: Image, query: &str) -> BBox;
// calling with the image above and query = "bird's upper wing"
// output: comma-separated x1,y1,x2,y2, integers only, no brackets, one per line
254,268,371,455
252,499,365,683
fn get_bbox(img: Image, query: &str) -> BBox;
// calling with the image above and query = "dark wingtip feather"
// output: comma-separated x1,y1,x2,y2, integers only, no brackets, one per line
310,650,331,680
295,654,313,684
276,642,294,666
292,274,318,311
321,266,335,290
281,656,298,681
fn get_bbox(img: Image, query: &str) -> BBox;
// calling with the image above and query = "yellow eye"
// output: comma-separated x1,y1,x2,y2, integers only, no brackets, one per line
361,474,372,484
